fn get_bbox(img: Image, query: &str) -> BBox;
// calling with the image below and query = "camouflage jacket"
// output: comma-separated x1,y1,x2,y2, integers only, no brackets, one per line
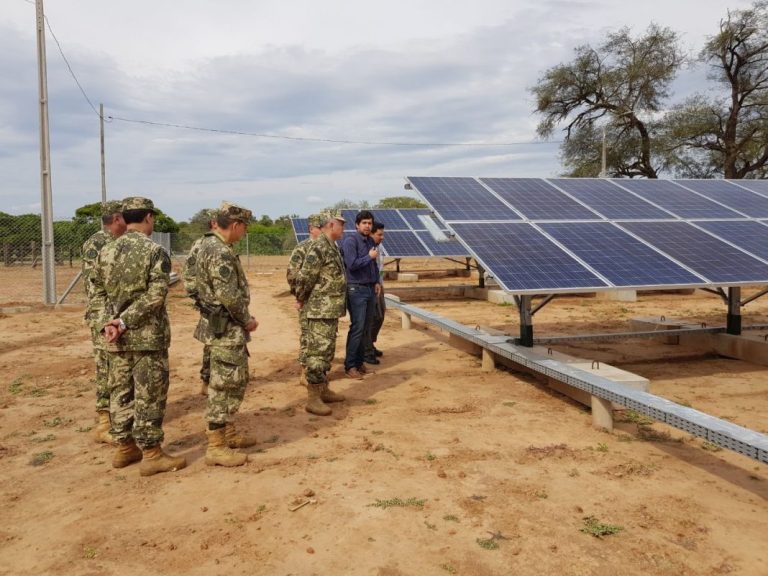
90,230,172,351
286,238,312,297
193,232,252,346
82,229,113,322
182,232,215,298
294,233,346,319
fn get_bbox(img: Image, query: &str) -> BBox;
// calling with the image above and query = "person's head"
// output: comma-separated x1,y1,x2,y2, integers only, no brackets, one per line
307,214,324,240
204,208,219,231
320,210,346,241
371,222,384,246
100,200,126,237
121,197,157,235
355,210,374,235
216,201,252,244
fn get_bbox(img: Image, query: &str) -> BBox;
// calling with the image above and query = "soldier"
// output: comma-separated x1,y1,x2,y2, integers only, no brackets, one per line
286,214,323,385
81,200,126,444
91,196,186,476
294,211,347,416
182,208,219,396
194,201,259,467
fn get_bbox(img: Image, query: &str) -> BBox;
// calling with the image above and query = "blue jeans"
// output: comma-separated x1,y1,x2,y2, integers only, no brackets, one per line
344,283,375,370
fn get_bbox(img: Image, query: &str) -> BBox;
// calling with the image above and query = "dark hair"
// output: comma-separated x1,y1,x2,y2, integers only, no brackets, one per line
122,209,153,224
356,210,374,224
372,222,385,233
101,214,115,225
216,213,243,229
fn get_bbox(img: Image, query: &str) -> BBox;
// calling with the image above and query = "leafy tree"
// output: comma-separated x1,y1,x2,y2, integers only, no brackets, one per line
73,202,179,232
325,199,371,211
374,196,427,209
531,24,683,178
665,1,768,179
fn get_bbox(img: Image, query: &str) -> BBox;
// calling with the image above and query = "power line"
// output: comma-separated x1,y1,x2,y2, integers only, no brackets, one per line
107,115,561,148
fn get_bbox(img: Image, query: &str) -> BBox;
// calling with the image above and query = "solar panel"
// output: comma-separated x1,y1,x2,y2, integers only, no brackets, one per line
369,209,409,230
615,179,741,219
408,177,522,221
619,221,768,283
549,178,674,219
694,220,768,261
481,177,599,220
675,180,768,217
292,218,310,236
450,223,608,292
379,231,430,257
296,233,309,243
539,222,703,287
732,180,768,198
415,231,470,257
399,209,440,230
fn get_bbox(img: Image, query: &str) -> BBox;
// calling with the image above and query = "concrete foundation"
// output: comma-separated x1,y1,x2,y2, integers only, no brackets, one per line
597,289,637,302
397,272,419,281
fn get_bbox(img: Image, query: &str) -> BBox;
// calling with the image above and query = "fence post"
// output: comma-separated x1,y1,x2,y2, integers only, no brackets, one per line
246,233,250,269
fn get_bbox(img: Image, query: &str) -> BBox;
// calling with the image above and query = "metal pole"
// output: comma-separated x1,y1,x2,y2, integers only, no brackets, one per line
727,287,742,335
100,103,106,204
517,295,534,347
36,0,56,304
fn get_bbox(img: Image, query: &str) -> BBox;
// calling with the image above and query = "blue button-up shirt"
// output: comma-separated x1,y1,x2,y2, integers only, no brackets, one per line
342,232,379,284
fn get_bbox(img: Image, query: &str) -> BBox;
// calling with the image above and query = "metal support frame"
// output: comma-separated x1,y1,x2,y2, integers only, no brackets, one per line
477,264,485,288
741,286,768,307
513,295,534,347
727,287,742,335
384,296,768,464
699,287,728,304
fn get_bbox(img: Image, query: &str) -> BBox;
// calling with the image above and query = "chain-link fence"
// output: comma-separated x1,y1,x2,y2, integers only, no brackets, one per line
0,218,297,306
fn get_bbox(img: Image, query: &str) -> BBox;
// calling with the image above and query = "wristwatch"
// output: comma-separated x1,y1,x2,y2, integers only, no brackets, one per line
118,318,127,331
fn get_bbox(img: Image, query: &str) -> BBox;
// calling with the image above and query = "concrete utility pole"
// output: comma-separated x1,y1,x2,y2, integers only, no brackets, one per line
100,103,106,204
36,0,56,304
599,124,607,178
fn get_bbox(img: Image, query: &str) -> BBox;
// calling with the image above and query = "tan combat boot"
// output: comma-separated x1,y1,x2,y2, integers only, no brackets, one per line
205,428,247,467
93,411,114,444
306,384,332,416
139,446,187,476
224,422,258,449
112,439,142,468
320,380,345,403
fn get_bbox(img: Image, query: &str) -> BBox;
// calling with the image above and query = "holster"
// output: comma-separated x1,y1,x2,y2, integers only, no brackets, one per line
196,300,231,337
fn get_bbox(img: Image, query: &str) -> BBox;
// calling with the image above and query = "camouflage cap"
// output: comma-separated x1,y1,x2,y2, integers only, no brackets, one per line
100,200,123,216
121,196,157,213
307,214,324,228
319,210,345,225
203,208,219,221
219,201,252,223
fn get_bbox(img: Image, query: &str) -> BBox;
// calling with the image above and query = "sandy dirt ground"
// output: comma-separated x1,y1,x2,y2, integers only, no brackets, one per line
1,259,767,576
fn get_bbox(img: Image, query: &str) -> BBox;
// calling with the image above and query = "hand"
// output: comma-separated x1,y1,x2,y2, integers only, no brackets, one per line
294,300,304,310
245,318,259,332
374,283,382,296
368,248,379,259
103,319,125,343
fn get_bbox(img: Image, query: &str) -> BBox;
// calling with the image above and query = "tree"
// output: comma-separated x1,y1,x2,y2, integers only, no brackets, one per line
325,199,371,211
72,202,179,232
531,24,683,178
666,1,768,179
374,196,427,209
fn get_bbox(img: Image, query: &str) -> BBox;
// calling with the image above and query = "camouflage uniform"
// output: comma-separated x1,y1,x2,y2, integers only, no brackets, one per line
183,214,218,388
82,225,116,413
287,214,323,366
193,203,254,427
91,198,173,449
294,231,347,385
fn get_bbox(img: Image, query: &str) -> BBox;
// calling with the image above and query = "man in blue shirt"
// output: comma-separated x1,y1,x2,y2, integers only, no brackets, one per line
341,210,379,379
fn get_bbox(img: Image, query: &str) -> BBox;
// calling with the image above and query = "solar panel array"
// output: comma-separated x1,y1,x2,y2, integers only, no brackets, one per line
407,176,768,294
290,209,469,258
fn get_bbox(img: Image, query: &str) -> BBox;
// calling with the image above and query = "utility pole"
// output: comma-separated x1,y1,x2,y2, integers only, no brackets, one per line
100,103,106,204
36,0,56,304
599,124,607,178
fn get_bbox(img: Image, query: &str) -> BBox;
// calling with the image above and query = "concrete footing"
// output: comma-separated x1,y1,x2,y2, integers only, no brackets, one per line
397,273,419,282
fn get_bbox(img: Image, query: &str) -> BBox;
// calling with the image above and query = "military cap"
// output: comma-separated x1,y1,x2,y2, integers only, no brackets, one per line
319,210,345,225
307,214,324,228
219,201,252,223
203,208,219,221
121,196,157,213
100,200,123,216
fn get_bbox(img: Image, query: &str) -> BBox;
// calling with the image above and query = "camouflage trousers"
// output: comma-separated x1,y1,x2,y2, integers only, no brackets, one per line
297,307,309,366
91,341,111,412
305,318,339,385
108,349,170,449
206,345,249,426
201,345,211,384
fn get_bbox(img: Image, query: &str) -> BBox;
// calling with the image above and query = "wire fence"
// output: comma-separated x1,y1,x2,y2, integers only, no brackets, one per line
0,219,297,306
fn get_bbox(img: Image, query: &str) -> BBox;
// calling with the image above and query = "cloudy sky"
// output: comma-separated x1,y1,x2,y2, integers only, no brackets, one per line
1,0,753,221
